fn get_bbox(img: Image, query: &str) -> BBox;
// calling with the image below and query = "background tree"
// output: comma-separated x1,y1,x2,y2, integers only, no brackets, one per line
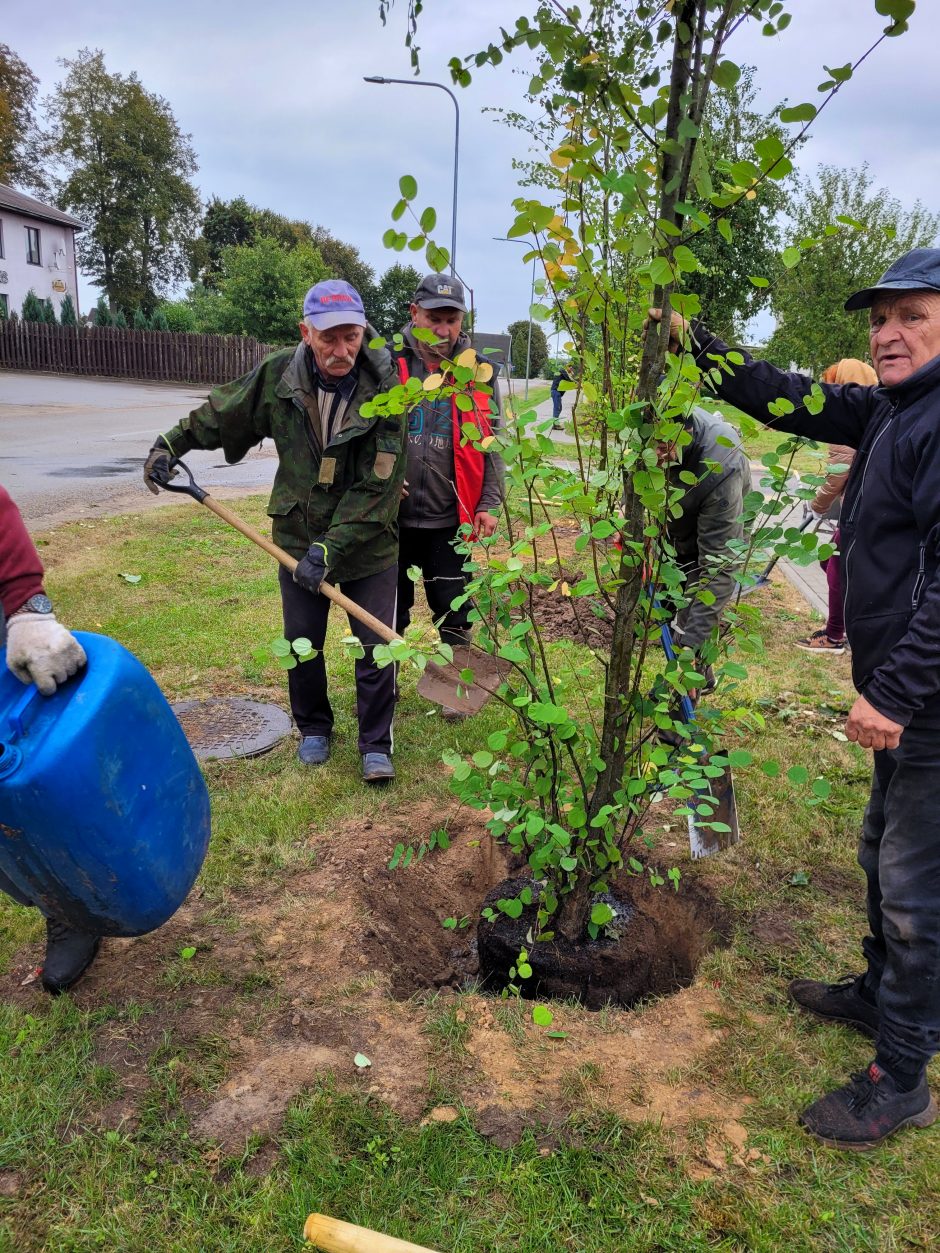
188,195,257,287
92,295,111,327
59,293,77,326
766,164,939,373
214,235,330,343
0,44,47,193
311,226,376,302
687,68,796,340
132,307,149,330
21,290,44,322
41,298,56,324
507,318,549,376
149,306,169,331
370,262,422,334
112,308,128,329
45,49,200,313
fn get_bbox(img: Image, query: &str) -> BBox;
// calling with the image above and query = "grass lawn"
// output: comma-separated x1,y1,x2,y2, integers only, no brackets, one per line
0,499,937,1252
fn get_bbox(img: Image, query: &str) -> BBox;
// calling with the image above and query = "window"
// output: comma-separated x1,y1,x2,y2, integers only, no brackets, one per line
26,226,41,266
0,294,8,319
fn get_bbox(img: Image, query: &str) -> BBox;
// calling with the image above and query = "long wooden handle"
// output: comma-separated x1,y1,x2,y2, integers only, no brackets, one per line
303,1214,439,1253
200,494,402,646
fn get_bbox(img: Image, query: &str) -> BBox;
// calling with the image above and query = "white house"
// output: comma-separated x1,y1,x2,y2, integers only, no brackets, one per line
0,184,84,320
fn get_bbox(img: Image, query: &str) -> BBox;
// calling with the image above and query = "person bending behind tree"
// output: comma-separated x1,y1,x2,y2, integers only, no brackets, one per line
392,273,505,717
144,280,405,785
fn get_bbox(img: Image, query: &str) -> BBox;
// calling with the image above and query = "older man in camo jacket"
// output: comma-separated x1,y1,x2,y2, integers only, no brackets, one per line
144,280,405,784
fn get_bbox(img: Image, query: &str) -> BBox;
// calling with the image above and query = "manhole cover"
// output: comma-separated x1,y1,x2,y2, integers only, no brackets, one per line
171,697,292,761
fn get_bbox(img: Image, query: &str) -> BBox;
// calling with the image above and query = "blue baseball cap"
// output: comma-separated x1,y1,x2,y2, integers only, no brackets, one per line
303,279,367,329
844,248,940,311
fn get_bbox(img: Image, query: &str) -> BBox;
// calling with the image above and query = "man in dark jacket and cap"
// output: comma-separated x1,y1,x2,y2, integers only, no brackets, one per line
144,280,405,784
392,274,504,714
649,246,940,1149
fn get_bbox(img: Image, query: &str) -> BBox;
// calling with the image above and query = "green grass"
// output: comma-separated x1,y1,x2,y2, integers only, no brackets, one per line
1,503,938,1251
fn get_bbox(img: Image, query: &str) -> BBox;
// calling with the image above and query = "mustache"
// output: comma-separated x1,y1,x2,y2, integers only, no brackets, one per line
325,354,356,368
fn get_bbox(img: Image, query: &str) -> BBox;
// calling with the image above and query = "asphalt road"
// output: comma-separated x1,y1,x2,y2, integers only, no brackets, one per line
0,371,278,531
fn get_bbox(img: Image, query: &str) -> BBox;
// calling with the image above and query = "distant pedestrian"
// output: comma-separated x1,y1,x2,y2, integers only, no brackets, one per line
550,363,571,428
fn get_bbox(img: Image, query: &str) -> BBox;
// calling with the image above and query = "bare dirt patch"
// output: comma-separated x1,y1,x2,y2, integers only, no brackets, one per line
0,802,750,1172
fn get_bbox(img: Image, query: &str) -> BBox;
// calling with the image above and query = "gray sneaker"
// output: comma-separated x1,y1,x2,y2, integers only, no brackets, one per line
788,973,879,1039
362,752,395,784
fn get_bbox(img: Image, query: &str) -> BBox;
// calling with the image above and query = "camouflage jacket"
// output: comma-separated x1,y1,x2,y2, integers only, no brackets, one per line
159,336,405,581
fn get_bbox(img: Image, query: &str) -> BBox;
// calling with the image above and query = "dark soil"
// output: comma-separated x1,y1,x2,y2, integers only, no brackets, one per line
479,875,732,1010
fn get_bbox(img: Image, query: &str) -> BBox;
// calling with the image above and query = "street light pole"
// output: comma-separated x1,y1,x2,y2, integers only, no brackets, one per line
493,236,536,401
364,76,459,274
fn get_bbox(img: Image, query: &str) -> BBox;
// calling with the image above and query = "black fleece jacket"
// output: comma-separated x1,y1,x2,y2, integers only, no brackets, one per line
691,324,940,727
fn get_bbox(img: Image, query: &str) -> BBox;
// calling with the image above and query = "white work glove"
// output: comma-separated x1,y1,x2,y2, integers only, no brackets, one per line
5,613,87,696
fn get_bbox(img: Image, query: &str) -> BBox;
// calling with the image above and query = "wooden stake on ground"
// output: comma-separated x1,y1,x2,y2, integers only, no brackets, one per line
303,1214,440,1253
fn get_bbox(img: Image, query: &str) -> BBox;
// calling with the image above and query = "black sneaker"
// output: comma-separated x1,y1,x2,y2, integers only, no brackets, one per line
800,1062,938,1150
41,918,101,994
788,973,879,1039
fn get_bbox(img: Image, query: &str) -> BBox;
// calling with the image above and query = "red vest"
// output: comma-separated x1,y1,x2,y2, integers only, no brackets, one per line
396,356,493,535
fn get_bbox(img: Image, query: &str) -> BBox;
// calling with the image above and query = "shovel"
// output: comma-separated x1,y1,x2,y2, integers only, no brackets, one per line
659,615,740,859
151,460,506,715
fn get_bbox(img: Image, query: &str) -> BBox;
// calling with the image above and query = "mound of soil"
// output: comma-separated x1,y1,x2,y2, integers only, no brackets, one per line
479,875,731,1010
0,802,751,1166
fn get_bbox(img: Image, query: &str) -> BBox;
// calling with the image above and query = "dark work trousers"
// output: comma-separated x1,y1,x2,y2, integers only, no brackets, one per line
551,391,563,420
858,719,940,1078
278,564,398,756
396,526,473,646
0,867,37,910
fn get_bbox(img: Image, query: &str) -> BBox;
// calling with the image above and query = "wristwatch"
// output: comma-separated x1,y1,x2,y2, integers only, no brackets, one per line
11,593,54,616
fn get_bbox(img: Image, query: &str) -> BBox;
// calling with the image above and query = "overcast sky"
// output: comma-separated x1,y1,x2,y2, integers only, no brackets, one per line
6,1,939,340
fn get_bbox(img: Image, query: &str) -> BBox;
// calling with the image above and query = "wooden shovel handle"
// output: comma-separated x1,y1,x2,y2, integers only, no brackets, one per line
303,1214,439,1253
200,495,401,646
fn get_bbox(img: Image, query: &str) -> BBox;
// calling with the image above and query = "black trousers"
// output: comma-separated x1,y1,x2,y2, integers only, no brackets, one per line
396,526,473,646
859,719,940,1077
278,564,398,755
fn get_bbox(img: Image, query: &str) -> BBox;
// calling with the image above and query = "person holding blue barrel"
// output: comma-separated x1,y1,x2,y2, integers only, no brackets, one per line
0,485,99,993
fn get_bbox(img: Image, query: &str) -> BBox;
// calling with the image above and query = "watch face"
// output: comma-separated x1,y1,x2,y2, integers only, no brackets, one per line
24,594,53,615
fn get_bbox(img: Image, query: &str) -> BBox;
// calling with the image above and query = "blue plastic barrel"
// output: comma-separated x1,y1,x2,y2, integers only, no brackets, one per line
0,632,210,936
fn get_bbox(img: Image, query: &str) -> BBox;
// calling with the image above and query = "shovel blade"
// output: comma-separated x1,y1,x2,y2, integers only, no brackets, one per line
687,766,740,859
415,644,508,716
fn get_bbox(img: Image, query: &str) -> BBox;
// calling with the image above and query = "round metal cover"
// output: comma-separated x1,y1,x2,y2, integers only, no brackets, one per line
171,697,292,761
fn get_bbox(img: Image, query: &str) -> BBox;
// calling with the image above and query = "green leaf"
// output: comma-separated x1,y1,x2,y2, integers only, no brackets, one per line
712,60,741,90
811,777,831,799
748,275,769,288
179,946,196,961
368,336,387,350
399,175,418,200
419,206,437,233
390,199,407,222
382,228,398,249
782,246,801,269
717,217,732,244
590,902,614,928
789,870,810,887
787,765,809,785
779,103,816,124
353,1052,372,1068
532,1005,553,1027
119,572,142,584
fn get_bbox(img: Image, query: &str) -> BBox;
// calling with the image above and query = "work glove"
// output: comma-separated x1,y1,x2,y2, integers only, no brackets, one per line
5,613,87,696
144,442,178,494
293,541,329,595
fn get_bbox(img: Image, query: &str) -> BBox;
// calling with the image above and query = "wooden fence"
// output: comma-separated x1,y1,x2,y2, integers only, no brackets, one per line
0,321,279,385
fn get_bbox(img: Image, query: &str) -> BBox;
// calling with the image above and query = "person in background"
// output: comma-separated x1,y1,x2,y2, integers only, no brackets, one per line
550,362,572,429
0,485,97,993
392,273,504,716
795,359,877,655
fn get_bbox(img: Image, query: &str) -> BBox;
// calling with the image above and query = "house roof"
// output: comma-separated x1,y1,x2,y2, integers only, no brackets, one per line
0,183,85,230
